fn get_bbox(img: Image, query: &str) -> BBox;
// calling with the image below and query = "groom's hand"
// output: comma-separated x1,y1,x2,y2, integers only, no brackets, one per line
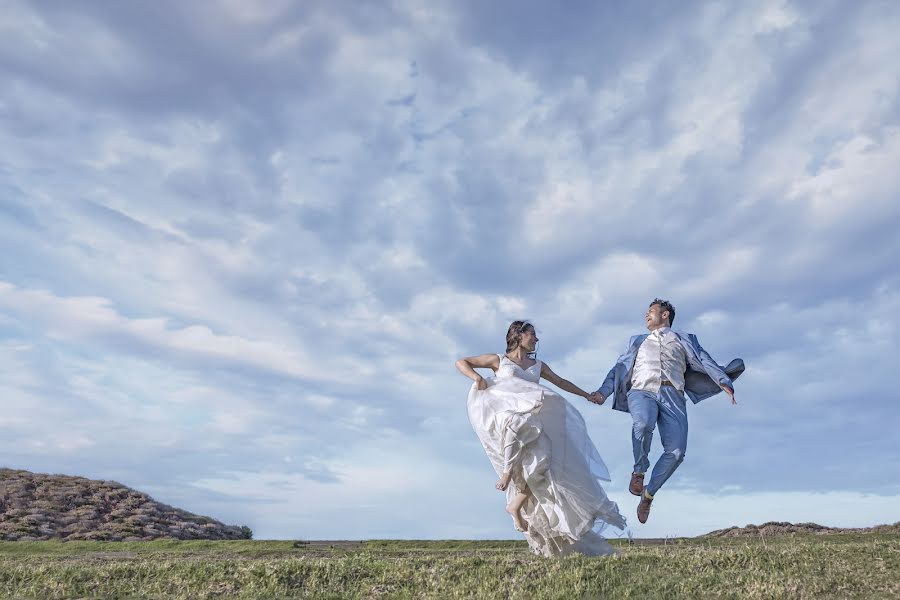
721,385,736,405
588,392,605,405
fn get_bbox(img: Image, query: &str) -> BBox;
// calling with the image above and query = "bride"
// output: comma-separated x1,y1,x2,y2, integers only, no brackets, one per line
455,320,625,556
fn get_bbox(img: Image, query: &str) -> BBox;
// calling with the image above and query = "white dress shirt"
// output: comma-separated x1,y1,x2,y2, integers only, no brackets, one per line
631,327,688,393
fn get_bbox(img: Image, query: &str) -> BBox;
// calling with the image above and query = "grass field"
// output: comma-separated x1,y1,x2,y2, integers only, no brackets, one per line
0,534,897,599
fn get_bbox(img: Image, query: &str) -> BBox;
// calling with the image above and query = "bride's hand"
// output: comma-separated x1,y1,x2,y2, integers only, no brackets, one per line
475,376,488,391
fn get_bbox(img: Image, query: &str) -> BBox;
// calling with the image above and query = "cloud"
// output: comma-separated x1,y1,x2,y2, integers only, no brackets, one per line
1,0,899,540
0,282,344,382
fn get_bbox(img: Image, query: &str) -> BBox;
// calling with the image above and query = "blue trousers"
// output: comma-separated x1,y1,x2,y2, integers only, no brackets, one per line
627,387,688,496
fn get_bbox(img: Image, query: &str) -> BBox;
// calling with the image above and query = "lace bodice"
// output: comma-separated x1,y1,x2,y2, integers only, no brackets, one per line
496,354,542,384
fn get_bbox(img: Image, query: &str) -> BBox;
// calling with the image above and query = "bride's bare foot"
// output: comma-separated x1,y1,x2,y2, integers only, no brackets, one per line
506,502,528,532
495,472,512,491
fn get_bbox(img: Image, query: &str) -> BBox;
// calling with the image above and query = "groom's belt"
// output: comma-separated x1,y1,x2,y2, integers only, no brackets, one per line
631,381,683,392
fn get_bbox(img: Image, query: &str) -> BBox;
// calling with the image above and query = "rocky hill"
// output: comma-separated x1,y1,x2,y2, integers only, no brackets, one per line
703,520,900,537
0,468,252,541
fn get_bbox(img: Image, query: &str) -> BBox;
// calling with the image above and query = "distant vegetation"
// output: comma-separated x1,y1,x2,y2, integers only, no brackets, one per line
704,520,900,537
0,468,251,542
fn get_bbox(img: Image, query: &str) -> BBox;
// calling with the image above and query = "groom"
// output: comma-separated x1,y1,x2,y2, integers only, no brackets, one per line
589,299,744,524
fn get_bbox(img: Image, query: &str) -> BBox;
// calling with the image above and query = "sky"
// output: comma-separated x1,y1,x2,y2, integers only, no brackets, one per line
1,0,899,541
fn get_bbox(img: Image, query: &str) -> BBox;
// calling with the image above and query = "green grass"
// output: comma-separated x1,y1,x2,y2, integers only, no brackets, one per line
0,534,896,598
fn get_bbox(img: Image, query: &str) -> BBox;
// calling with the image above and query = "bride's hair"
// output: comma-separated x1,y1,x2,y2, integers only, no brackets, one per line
506,320,536,357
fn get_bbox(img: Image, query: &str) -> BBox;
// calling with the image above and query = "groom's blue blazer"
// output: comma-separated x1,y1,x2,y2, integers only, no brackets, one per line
597,331,745,413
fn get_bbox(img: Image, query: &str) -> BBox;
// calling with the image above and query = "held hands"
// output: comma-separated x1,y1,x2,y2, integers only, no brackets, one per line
587,391,605,405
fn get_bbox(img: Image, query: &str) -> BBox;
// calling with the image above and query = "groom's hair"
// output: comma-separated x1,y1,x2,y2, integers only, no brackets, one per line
650,298,675,326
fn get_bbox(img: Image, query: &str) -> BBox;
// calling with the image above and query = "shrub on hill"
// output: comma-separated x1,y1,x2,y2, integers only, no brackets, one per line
703,520,900,537
0,468,252,542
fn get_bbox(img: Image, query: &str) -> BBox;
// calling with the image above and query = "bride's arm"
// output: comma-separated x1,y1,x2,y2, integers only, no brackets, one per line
455,354,500,390
540,362,591,399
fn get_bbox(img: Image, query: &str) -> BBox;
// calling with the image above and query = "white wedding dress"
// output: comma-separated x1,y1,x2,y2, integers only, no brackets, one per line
467,355,626,556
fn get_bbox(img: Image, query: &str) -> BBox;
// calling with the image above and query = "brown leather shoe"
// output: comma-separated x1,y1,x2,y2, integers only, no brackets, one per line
629,472,645,496
637,493,653,524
